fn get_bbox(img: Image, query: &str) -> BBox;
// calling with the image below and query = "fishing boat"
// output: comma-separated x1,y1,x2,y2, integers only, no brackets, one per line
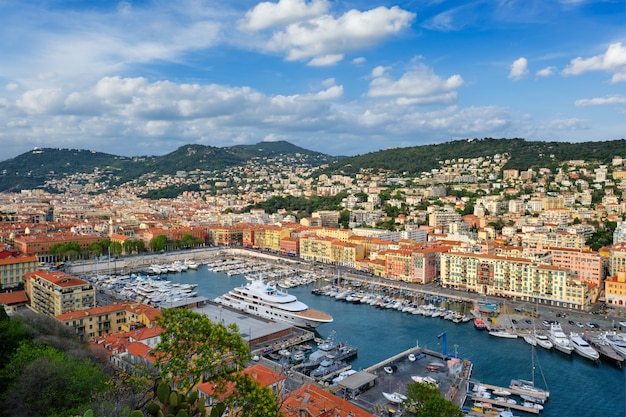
214,278,333,329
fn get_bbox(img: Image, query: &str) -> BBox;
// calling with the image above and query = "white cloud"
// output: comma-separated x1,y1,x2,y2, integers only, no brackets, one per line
307,54,344,67
575,95,626,107
563,42,626,82
508,57,528,80
5,83,19,91
367,64,463,105
265,6,415,65
352,57,366,64
240,0,329,30
536,66,555,77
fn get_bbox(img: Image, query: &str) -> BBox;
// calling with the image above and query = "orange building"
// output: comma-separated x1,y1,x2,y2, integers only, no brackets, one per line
281,383,375,417
13,232,101,262
605,270,626,307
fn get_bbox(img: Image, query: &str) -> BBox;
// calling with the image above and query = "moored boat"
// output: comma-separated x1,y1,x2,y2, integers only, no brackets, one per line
584,334,625,367
548,323,574,354
382,392,407,404
214,278,333,329
569,332,600,362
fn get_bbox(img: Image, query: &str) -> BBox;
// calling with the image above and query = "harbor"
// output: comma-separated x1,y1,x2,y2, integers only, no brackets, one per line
77,250,626,416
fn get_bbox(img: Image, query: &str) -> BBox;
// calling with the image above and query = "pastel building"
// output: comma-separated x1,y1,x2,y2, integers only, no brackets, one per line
24,270,96,316
440,252,589,309
605,270,626,307
0,254,38,289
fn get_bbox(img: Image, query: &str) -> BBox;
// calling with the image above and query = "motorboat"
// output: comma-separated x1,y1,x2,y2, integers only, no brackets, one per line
492,389,512,397
382,392,407,404
569,333,600,361
584,334,625,367
474,318,488,330
408,353,416,362
523,333,553,350
214,278,333,329
603,332,626,358
548,323,574,354
489,328,518,339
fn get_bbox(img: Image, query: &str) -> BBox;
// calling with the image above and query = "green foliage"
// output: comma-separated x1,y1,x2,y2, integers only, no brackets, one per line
130,411,145,417
222,373,283,417
150,235,170,252
153,309,250,394
138,381,211,417
245,192,347,218
320,138,626,176
141,184,201,200
403,381,462,417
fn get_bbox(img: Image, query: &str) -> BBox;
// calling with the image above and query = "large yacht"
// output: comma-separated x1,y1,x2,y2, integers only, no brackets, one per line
547,323,574,354
214,279,333,329
569,333,600,361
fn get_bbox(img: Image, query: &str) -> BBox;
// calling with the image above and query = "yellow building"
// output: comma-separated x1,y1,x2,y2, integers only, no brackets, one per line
56,302,160,341
0,254,38,289
300,236,334,264
440,252,588,309
605,270,626,307
24,270,96,316
330,241,365,268
314,227,353,242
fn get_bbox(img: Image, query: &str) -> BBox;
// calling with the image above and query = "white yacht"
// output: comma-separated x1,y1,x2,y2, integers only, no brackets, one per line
603,332,626,358
214,279,333,329
548,323,574,354
569,333,599,361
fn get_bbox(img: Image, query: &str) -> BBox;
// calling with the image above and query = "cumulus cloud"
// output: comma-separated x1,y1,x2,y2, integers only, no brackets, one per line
563,42,626,82
261,6,415,65
508,57,528,80
367,64,463,105
240,0,329,30
575,95,626,107
352,57,366,64
536,66,556,77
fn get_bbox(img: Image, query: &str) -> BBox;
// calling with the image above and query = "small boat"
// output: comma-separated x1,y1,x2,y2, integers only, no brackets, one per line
474,318,489,330
489,328,519,339
383,392,407,404
384,366,394,374
492,389,512,397
411,375,438,386
408,353,416,362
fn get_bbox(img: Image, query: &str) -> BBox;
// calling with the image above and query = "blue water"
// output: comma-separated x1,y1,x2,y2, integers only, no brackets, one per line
168,268,626,417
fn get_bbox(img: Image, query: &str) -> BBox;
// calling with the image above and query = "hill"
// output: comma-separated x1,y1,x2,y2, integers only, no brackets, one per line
0,141,336,193
320,138,626,175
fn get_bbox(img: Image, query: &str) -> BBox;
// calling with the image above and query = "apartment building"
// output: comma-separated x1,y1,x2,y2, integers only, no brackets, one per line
13,232,102,262
383,247,440,284
24,270,96,316
440,252,589,309
0,254,38,289
544,247,604,286
56,302,160,341
605,270,626,307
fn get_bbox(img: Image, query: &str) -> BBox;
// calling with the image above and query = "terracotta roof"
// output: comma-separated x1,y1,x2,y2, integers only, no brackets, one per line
25,270,88,288
126,341,156,363
0,290,28,305
282,384,374,417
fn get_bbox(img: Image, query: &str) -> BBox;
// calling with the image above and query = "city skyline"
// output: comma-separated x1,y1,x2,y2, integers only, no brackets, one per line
1,0,625,159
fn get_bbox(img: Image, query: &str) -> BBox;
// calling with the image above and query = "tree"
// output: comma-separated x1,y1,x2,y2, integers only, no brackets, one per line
153,308,250,394
403,381,462,417
149,235,169,252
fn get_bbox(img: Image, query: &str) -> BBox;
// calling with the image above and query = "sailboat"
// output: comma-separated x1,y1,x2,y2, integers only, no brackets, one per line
510,299,550,401
523,298,553,350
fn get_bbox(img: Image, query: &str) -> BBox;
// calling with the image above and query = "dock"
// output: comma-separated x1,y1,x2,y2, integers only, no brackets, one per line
470,381,549,415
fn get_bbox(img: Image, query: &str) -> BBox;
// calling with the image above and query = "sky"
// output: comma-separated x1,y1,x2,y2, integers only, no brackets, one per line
0,0,625,160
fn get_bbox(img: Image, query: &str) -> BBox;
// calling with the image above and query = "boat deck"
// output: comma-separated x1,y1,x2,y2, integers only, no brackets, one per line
298,308,333,321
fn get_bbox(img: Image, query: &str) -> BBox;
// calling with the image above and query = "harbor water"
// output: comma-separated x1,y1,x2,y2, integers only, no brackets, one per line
167,267,626,417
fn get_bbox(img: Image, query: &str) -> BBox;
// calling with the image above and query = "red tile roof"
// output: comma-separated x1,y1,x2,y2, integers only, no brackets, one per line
0,290,28,305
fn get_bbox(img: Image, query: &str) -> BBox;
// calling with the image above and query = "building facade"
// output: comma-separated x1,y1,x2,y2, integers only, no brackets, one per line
24,270,96,316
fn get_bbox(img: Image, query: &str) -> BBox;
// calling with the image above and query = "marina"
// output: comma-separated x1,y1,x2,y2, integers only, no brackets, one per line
84,251,626,416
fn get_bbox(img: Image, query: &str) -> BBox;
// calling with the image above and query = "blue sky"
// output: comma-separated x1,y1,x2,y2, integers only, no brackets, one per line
0,0,625,160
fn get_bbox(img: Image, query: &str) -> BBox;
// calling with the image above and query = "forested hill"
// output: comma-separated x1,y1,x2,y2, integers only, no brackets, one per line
321,138,626,176
0,141,336,192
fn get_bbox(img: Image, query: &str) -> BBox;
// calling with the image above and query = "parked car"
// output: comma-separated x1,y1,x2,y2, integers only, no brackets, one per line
576,322,584,328
525,319,532,325
568,320,575,326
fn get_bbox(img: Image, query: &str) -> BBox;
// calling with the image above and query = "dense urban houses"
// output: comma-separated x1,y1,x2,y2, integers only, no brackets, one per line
24,270,96,316
13,232,101,262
